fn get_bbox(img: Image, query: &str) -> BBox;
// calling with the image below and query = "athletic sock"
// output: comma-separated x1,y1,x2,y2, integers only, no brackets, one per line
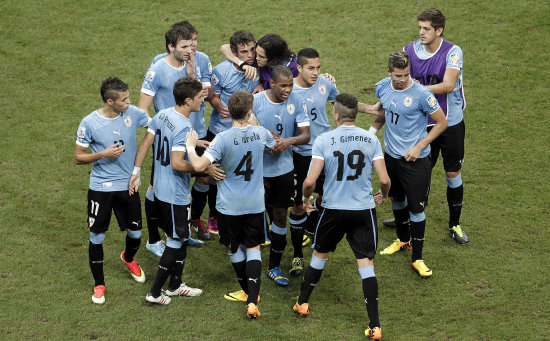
190,185,208,220
145,197,161,244
124,235,140,262
410,219,426,262
207,184,218,218
393,208,411,242
447,185,463,228
89,241,104,286
298,266,323,305
232,260,248,293
149,246,178,297
359,265,380,329
168,243,187,291
305,209,320,236
289,212,307,258
245,250,262,305
268,224,287,270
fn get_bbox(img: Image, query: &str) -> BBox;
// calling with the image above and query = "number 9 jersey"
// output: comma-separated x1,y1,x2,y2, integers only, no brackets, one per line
312,125,383,210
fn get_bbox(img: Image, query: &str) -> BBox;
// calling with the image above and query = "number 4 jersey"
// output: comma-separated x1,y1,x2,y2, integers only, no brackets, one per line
203,126,275,215
313,125,383,210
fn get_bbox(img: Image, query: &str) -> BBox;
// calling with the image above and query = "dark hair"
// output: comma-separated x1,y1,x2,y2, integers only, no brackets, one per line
173,77,203,106
256,34,294,66
165,26,192,53
271,65,294,82
334,93,358,121
230,30,256,53
418,8,446,36
388,51,410,71
228,91,253,121
171,20,197,34
297,48,320,66
100,77,128,103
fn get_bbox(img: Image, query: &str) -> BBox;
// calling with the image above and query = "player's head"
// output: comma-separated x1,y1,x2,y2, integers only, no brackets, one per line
270,65,294,103
333,93,358,124
297,48,321,87
388,51,411,90
418,8,445,44
228,91,254,121
255,34,294,68
230,30,256,66
172,20,198,53
165,26,193,63
173,77,204,111
100,77,130,112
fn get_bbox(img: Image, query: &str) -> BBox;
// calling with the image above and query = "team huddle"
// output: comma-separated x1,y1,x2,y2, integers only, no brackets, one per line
74,8,467,339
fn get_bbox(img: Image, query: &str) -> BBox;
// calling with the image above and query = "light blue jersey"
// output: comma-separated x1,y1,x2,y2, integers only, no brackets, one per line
141,58,190,114
208,60,260,134
204,126,275,215
147,107,193,205
253,91,310,177
292,76,339,156
76,105,150,192
313,126,383,210
375,77,440,159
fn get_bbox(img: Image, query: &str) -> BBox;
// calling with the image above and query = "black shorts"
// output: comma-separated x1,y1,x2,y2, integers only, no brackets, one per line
217,212,265,253
292,152,325,205
264,171,294,208
384,153,431,213
314,208,378,260
154,197,190,240
87,189,142,234
428,120,465,172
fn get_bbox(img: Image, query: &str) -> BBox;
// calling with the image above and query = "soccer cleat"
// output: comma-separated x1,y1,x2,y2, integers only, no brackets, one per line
379,239,412,255
207,216,219,235
289,257,304,277
120,251,146,283
365,327,382,339
146,292,171,305
187,237,204,247
165,283,203,297
302,235,311,247
412,259,432,278
146,240,165,258
449,225,469,244
382,219,396,228
260,239,271,247
224,289,247,302
246,303,261,319
266,267,289,287
92,285,105,304
190,219,211,241
293,302,309,316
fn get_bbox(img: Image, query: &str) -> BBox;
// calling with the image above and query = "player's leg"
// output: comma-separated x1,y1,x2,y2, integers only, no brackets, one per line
267,205,289,286
207,177,219,235
190,175,211,241
243,212,265,311
145,186,165,257
289,152,311,276
359,258,381,340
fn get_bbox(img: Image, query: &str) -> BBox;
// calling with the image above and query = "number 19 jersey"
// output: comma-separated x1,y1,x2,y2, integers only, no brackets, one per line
312,125,383,210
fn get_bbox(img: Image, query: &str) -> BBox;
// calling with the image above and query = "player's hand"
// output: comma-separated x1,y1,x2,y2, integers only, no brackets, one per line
206,163,226,181
196,139,210,149
373,190,387,204
102,142,125,159
129,174,140,195
271,137,291,153
373,102,385,117
404,146,422,162
187,53,196,79
186,129,198,149
218,105,231,119
321,73,336,85
303,195,316,213
269,130,281,139
252,83,264,94
242,64,258,81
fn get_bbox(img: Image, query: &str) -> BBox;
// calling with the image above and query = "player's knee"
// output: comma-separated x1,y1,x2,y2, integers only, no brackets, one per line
310,254,328,270
195,177,210,187
409,211,425,222
246,249,261,261
90,232,106,245
127,229,141,239
391,197,408,210
229,248,246,263
271,222,287,235
358,265,375,279
446,172,462,188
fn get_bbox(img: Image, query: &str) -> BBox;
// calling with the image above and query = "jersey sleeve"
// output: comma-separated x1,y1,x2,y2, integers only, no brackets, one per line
172,126,190,152
422,90,441,115
446,45,463,70
141,65,159,96
311,134,325,160
135,107,152,127
211,65,223,95
327,79,339,103
204,135,223,163
373,137,384,161
295,97,310,127
76,118,92,147
199,54,212,86
263,128,276,150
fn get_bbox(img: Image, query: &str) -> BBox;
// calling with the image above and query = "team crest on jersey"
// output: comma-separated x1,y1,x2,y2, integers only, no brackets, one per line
450,53,459,65
77,126,86,139
318,84,327,95
211,74,219,86
124,116,132,127
88,217,95,228
287,103,295,115
145,70,156,82
404,96,413,107
426,94,437,109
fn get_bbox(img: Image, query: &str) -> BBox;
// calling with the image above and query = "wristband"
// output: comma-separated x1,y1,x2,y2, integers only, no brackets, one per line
368,126,378,134
132,166,141,176
187,146,196,154
238,61,246,71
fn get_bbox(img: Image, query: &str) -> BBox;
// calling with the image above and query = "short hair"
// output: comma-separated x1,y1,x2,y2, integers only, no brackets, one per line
334,93,358,121
388,51,410,71
171,20,197,35
418,8,446,35
229,30,256,53
227,91,253,121
297,48,320,66
173,77,203,106
256,34,294,66
100,77,128,103
165,26,192,53
271,65,294,82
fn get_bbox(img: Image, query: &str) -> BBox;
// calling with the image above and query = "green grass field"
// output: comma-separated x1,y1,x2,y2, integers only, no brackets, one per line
1,0,549,339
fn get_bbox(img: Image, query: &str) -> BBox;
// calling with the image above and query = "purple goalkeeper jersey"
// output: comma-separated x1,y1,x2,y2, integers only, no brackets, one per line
259,56,299,90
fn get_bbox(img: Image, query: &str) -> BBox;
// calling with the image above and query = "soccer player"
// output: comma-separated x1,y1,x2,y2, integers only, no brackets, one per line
406,8,469,244
74,77,150,304
293,94,390,341
131,77,207,305
252,65,310,287
371,51,447,278
185,91,275,319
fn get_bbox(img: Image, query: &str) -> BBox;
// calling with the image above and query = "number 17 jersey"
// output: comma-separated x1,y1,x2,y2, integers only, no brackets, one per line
312,125,383,210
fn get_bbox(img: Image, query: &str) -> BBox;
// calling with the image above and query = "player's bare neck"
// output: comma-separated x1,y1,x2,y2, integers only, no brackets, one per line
165,54,185,69
294,76,310,89
425,38,442,54
233,120,249,128
98,106,119,119
174,105,191,118
267,90,283,104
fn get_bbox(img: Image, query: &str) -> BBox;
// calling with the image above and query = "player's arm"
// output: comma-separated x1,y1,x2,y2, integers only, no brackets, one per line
426,68,460,95
74,143,125,165
405,108,447,162
272,126,310,153
185,130,211,172
220,44,257,81
369,114,386,135
373,158,390,204
211,93,230,118
302,157,324,211
138,92,154,115
358,101,385,117
129,131,155,194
